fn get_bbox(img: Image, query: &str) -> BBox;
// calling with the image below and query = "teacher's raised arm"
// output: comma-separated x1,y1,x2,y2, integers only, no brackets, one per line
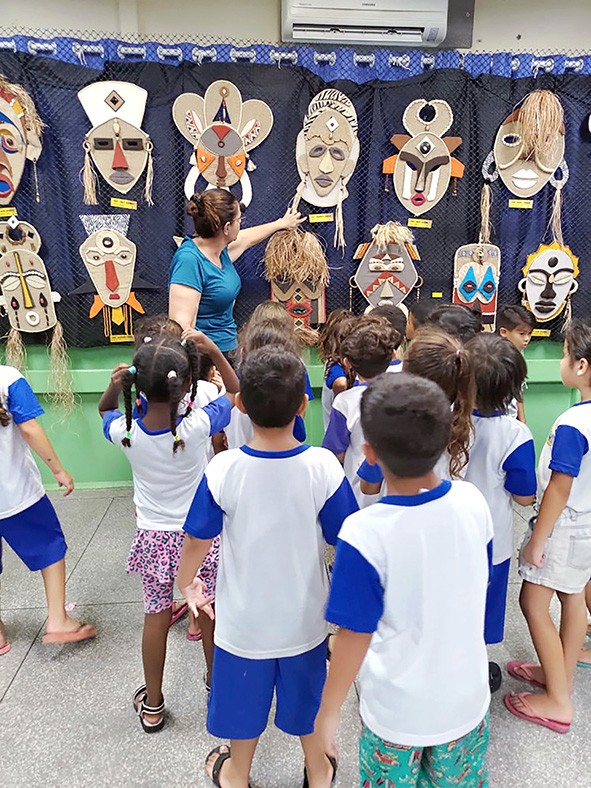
169,189,304,357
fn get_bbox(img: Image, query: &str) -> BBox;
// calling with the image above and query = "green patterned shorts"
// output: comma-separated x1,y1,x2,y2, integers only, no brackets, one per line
359,714,489,787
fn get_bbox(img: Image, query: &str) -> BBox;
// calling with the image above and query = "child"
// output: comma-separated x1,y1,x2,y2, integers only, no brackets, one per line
314,373,493,787
0,365,95,646
177,346,358,787
322,316,399,505
318,309,357,430
497,305,535,422
406,299,436,340
428,303,483,344
507,319,591,732
358,327,475,495
464,334,537,686
98,332,234,732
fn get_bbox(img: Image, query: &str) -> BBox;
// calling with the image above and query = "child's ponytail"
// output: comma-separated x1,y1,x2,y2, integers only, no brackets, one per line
167,370,186,454
448,346,475,478
0,396,10,427
183,340,201,418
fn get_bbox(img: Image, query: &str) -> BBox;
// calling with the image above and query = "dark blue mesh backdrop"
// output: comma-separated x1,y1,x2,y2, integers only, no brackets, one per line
1,35,590,347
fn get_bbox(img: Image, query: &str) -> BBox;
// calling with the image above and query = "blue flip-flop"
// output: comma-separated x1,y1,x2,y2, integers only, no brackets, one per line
577,658,591,668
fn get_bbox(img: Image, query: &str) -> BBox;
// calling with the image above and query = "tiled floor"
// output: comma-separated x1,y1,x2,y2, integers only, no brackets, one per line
1,490,590,787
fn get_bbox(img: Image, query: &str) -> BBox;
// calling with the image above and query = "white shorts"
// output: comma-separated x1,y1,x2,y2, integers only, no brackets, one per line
518,514,591,594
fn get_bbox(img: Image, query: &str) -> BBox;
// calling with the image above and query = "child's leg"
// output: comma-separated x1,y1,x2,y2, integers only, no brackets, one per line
41,558,90,633
359,723,422,787
198,607,215,688
557,589,587,685
586,580,591,621
517,581,572,720
142,608,172,721
205,740,258,787
300,733,337,787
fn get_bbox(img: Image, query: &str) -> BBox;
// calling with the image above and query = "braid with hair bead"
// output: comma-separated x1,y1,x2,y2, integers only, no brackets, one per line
167,370,186,453
183,340,202,417
121,368,135,448
0,396,10,427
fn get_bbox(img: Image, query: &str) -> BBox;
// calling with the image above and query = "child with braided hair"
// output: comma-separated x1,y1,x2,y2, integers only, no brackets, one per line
98,332,234,733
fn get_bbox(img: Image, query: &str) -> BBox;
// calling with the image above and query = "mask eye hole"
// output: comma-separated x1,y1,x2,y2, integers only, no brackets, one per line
329,147,345,162
94,138,114,150
553,271,574,286
309,145,327,158
122,138,143,151
502,133,521,147
0,133,18,154
527,271,547,286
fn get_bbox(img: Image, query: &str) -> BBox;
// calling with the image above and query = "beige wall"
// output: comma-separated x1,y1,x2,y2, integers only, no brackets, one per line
2,0,590,51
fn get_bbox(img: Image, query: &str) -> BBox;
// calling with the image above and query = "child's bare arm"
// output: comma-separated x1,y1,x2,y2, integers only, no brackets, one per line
360,480,381,496
332,377,347,397
523,471,573,567
182,329,240,394
98,363,130,417
177,533,214,614
517,400,526,423
17,420,74,495
513,493,536,506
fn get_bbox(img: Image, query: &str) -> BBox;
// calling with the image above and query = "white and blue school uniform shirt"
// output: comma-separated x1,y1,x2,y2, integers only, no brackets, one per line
464,411,536,565
183,445,358,658
226,370,313,449
537,400,591,512
357,445,467,493
322,362,346,431
326,480,492,746
103,397,231,531
386,359,403,373
322,384,371,505
0,366,46,519
169,238,241,352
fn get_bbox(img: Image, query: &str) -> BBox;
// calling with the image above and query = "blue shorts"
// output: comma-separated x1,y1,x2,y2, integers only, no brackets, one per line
0,495,67,572
207,639,328,740
485,558,511,644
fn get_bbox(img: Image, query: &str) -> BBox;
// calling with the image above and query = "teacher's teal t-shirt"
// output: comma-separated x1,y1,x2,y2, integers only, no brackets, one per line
169,237,242,352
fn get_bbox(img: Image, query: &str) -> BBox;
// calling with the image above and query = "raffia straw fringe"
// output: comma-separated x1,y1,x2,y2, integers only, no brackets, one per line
479,184,492,245
371,221,414,253
0,73,45,140
519,90,564,160
264,228,330,289
144,146,154,206
5,328,26,370
48,321,75,415
82,147,98,205
550,188,564,247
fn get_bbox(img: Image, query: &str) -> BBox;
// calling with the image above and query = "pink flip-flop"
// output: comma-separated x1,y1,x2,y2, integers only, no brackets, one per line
504,692,571,734
186,629,203,642
0,642,11,656
170,602,188,627
42,623,97,644
506,660,546,689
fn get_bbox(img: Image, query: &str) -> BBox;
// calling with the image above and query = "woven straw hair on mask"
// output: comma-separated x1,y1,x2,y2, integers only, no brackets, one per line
0,73,45,140
518,90,564,160
48,321,75,414
370,222,414,254
4,327,26,370
263,228,330,289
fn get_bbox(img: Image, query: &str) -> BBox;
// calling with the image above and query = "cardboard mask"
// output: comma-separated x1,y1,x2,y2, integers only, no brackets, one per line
76,214,144,340
383,99,464,216
483,90,567,198
0,75,43,205
519,242,578,323
453,244,500,329
291,89,359,251
173,81,273,207
78,81,154,204
353,222,420,309
0,219,59,332
270,278,326,329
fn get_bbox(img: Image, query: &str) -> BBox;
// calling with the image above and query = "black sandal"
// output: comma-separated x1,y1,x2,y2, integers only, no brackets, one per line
205,746,252,787
132,684,166,733
303,754,337,787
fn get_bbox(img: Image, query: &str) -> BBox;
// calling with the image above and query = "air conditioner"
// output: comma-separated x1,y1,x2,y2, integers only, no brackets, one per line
281,0,448,48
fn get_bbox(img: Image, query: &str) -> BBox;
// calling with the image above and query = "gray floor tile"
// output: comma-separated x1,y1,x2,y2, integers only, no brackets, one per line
0,608,44,700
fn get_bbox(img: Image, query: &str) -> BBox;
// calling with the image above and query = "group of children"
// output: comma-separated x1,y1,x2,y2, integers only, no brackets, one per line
1,297,591,786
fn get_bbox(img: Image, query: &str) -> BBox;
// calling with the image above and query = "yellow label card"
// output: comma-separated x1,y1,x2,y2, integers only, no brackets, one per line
110,197,138,210
408,218,433,228
309,213,334,223
431,292,443,298
0,206,17,217
110,333,135,344
532,328,551,338
508,199,534,209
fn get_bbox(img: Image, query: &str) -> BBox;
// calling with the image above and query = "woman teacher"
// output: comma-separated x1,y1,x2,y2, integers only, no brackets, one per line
169,189,304,355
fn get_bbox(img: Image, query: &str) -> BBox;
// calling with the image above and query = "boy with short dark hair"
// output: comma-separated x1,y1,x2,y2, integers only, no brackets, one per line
406,299,436,340
497,305,535,421
322,316,398,504
177,347,358,788
370,304,407,368
315,373,493,786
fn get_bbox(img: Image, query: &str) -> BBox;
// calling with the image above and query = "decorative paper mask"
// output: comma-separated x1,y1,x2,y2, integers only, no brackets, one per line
264,228,329,329
483,90,567,198
291,89,359,251
172,81,273,207
0,219,59,332
353,222,420,309
519,242,579,323
0,74,43,205
78,81,154,204
383,100,464,216
453,245,500,329
76,214,144,339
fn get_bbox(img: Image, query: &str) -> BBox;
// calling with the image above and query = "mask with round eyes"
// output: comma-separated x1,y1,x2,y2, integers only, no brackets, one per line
78,81,154,204
484,90,567,198
0,76,43,206
173,81,274,208
354,222,420,310
0,220,60,333
383,99,464,217
519,243,579,323
453,244,501,330
79,227,137,307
